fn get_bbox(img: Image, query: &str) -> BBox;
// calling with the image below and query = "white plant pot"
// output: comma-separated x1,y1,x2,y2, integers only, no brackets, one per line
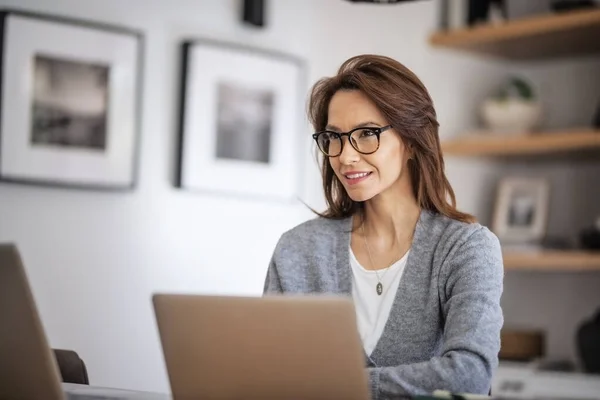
481,99,542,135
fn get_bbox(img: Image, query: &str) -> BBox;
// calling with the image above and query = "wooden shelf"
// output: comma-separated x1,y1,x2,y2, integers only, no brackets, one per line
504,250,600,271
429,8,600,60
442,129,600,157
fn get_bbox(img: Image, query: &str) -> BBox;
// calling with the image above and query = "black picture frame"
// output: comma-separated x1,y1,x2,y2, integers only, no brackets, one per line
175,38,306,203
0,9,144,191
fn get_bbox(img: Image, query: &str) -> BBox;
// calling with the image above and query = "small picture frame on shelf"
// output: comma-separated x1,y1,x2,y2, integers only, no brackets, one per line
176,39,305,201
446,0,469,30
492,177,550,244
0,10,143,190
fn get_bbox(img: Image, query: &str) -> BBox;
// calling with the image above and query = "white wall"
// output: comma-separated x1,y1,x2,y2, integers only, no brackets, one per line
0,0,599,393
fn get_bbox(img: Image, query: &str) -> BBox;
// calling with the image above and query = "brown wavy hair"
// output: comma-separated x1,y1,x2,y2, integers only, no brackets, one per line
308,54,475,223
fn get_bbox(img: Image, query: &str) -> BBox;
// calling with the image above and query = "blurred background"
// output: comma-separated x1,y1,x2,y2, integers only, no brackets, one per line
0,0,599,397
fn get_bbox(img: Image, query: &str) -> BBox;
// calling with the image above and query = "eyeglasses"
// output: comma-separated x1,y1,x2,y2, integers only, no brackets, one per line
312,125,392,157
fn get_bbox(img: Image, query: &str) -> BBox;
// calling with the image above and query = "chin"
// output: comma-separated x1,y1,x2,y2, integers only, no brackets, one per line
345,188,378,203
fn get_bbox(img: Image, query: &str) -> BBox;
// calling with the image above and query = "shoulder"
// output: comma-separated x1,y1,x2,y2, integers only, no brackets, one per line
426,210,500,254
269,216,350,288
426,212,503,284
283,215,349,237
275,216,350,252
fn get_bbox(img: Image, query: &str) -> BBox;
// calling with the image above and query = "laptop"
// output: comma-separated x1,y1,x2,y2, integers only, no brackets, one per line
0,243,168,400
0,243,66,400
152,293,371,400
0,242,369,400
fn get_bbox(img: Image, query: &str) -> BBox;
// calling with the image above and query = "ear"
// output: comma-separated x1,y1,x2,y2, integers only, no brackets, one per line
404,143,414,160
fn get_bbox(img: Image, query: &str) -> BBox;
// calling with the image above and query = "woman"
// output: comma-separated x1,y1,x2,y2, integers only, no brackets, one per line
263,54,504,399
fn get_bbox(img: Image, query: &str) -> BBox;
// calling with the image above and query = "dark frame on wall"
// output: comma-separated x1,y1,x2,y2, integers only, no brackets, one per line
0,9,144,191
175,38,306,202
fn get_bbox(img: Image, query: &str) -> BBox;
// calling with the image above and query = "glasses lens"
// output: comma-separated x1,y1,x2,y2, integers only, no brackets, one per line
351,129,379,154
317,131,342,156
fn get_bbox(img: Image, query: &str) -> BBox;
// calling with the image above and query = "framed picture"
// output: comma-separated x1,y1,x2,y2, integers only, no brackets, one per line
176,39,305,201
492,177,550,244
0,10,143,190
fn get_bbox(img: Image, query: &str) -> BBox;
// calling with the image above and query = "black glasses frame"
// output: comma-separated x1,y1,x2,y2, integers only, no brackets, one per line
312,125,392,157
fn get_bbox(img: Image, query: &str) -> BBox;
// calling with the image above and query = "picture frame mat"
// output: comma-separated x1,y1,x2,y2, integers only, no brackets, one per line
179,41,303,199
0,11,142,188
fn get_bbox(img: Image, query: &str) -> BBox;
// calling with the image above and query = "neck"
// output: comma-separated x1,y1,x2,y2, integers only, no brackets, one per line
359,181,420,245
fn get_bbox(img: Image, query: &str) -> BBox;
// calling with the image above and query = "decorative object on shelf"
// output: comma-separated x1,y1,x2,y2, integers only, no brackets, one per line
0,10,143,190
488,0,508,24
480,77,542,135
448,0,554,29
446,0,468,30
467,0,491,26
551,0,598,13
176,39,304,201
594,100,600,128
576,307,600,373
439,0,552,30
467,0,507,26
504,0,551,19
499,328,545,361
492,177,550,245
580,216,600,250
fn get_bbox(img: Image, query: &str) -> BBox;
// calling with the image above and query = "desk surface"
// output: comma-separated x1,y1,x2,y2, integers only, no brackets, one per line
63,383,170,400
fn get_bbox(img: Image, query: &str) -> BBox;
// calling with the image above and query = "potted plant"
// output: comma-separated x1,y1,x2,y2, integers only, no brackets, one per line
480,77,542,135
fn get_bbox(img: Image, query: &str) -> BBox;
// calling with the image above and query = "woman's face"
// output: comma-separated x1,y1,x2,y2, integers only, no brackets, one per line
326,90,410,203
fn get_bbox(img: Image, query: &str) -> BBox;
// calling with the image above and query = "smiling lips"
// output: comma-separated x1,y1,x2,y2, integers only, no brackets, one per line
343,171,372,185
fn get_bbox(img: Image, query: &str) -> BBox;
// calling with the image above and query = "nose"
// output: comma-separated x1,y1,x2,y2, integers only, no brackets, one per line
338,137,360,165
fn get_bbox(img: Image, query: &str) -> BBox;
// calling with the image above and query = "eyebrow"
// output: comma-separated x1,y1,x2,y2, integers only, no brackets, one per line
325,121,383,131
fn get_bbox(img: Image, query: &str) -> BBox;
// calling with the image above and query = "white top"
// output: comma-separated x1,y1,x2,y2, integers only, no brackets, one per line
349,246,409,356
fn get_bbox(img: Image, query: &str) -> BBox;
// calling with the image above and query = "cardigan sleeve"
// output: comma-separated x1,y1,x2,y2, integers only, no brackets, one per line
263,253,283,294
368,227,504,399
